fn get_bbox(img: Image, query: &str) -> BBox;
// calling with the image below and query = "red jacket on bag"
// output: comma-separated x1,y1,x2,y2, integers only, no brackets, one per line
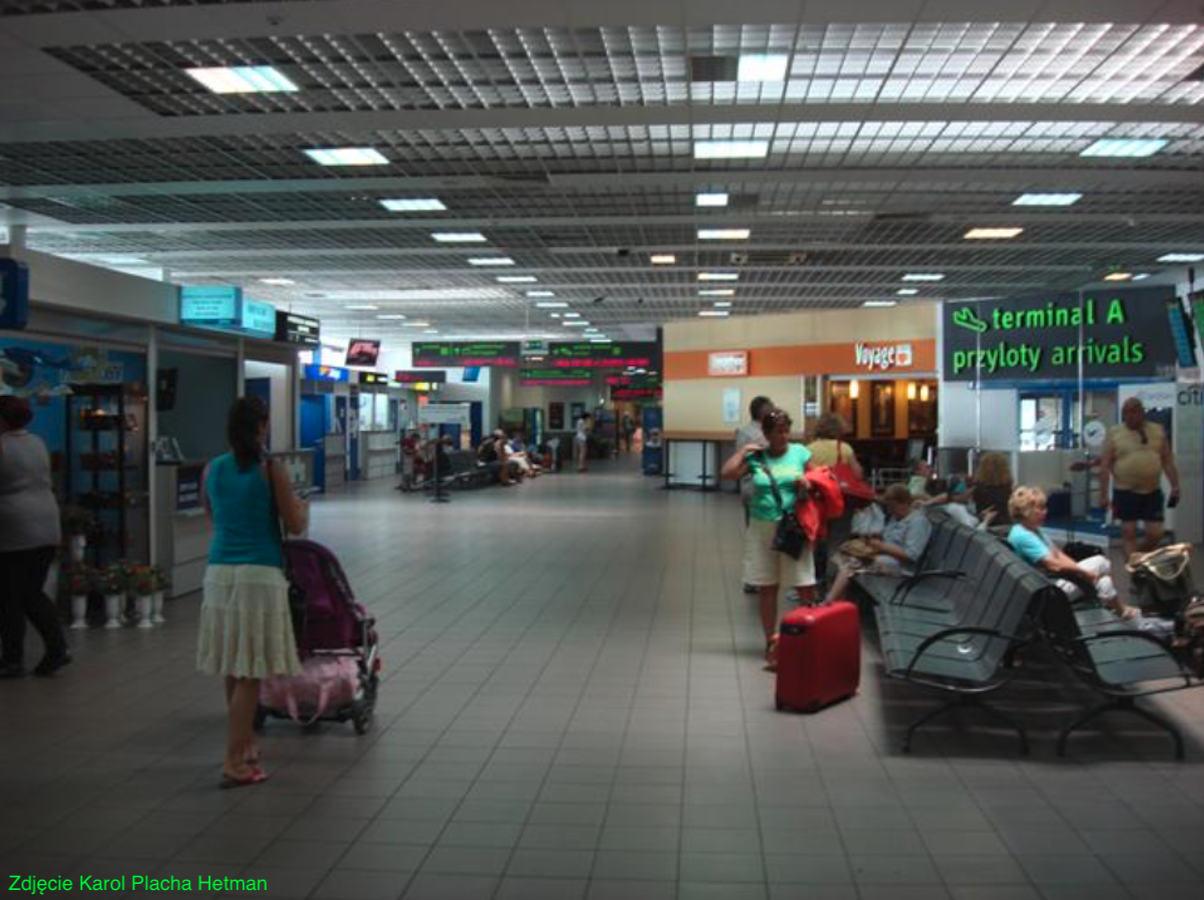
796,466,846,541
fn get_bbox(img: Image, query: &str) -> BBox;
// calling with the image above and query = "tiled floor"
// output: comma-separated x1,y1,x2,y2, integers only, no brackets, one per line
3,460,1204,899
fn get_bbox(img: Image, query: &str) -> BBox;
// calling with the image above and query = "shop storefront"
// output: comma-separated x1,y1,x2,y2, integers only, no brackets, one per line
940,285,1201,543
662,307,938,489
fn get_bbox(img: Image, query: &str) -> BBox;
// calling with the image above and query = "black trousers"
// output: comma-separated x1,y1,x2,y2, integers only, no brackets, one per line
0,546,68,665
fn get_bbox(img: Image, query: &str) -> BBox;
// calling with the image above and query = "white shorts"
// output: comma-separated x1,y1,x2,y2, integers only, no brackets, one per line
743,517,816,588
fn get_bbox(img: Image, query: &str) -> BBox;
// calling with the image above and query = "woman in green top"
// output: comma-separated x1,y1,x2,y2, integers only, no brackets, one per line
721,407,815,670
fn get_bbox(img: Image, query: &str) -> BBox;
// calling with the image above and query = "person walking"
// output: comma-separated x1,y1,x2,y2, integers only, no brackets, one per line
721,407,816,670
735,396,773,594
1099,398,1181,560
574,413,592,472
196,397,307,787
0,396,71,679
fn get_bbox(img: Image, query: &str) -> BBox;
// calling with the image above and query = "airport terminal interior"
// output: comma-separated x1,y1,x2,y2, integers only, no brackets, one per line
3,0,1204,898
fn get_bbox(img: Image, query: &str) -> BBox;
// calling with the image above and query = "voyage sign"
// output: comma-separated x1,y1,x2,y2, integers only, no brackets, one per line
943,287,1177,382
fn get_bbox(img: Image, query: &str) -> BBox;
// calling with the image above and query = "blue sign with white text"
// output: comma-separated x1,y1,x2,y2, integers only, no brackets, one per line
240,299,277,336
303,364,350,383
181,285,241,324
0,259,31,331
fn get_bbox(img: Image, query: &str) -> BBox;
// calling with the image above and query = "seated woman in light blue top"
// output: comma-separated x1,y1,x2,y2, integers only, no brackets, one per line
1006,486,1135,618
196,397,308,788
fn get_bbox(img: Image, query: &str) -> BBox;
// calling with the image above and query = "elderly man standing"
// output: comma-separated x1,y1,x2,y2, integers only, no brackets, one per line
1099,397,1181,560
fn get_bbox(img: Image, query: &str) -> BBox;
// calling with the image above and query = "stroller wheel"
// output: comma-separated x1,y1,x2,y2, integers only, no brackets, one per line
253,705,268,732
351,699,372,735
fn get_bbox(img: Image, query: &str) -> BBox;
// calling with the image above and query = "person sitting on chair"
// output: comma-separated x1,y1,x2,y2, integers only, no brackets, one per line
823,484,931,605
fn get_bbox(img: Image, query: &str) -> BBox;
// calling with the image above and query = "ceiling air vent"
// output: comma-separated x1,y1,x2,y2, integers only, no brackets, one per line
729,251,807,266
689,55,739,82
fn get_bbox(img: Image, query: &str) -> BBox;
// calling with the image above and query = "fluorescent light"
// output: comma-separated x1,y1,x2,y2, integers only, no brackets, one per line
380,198,446,212
964,227,1024,240
650,254,677,265
699,310,730,317
565,321,591,327
526,290,555,298
1081,138,1167,158
497,275,537,283
345,304,380,310
698,228,750,240
584,328,600,334
536,301,568,308
902,273,945,282
258,277,295,286
698,272,739,281
713,301,733,308
548,313,562,319
1013,193,1082,207
896,289,919,296
563,313,581,319
696,192,729,207
863,300,898,308
1131,273,1151,281
401,321,432,327
303,147,388,166
589,338,613,344
423,329,439,334
738,53,789,82
1157,252,1204,263
186,66,298,94
699,289,735,297
376,314,407,320
467,257,515,266
431,232,486,243
694,140,770,160
1103,272,1133,282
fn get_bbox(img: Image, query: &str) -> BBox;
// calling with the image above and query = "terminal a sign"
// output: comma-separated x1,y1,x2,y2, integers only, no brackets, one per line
943,287,1177,382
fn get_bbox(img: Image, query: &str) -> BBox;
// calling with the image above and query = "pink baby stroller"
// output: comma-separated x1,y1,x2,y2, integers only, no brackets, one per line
254,539,381,734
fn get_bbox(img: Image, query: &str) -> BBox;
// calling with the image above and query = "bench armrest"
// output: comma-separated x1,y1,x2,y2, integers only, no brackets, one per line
1069,630,1193,688
905,626,1028,681
889,569,966,606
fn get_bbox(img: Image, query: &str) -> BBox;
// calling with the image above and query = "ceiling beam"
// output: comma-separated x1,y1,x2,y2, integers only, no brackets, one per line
7,167,1204,201
5,101,1204,145
4,0,1197,46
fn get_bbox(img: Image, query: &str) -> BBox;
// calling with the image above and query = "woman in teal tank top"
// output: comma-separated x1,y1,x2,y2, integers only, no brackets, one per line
196,398,308,788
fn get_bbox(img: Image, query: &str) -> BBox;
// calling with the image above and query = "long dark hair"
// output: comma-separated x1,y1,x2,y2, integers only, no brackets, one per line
227,396,268,472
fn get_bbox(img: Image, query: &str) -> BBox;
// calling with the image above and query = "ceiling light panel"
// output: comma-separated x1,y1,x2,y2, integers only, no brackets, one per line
186,66,298,95
964,227,1024,239
698,228,751,240
380,198,447,212
304,148,388,166
1013,193,1082,206
431,232,487,243
696,193,730,207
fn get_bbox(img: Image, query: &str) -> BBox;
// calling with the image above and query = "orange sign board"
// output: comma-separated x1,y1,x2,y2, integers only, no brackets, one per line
667,339,936,380
707,350,748,376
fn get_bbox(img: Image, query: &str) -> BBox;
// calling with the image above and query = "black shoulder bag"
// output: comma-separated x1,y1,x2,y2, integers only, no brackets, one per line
759,451,806,560
267,458,308,647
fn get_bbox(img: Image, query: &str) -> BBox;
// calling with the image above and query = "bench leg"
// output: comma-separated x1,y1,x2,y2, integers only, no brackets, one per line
904,695,1029,757
1058,697,1185,761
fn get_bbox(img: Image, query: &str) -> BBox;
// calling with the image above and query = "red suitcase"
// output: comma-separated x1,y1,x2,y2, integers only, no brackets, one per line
775,601,860,713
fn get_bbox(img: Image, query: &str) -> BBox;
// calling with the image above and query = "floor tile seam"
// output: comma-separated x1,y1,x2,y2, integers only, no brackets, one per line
464,535,669,896
340,551,603,883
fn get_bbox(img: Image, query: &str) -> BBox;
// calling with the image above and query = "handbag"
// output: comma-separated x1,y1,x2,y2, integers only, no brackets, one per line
267,459,308,647
1126,543,1196,617
759,451,806,560
833,440,875,509
260,656,358,725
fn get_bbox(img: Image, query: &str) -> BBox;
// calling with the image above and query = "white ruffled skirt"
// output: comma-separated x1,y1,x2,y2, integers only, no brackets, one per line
196,564,302,679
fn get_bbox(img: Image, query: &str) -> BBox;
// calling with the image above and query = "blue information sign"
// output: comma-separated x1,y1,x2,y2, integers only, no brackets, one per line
241,299,277,337
303,364,350,383
181,285,241,324
0,259,31,330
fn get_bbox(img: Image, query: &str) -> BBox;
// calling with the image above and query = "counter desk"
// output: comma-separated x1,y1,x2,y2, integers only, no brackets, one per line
661,431,734,491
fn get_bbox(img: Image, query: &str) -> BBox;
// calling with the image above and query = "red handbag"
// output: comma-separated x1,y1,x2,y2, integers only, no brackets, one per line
833,441,875,509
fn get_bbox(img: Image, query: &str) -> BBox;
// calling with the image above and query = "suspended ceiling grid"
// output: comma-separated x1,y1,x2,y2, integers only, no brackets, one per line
1,0,1203,340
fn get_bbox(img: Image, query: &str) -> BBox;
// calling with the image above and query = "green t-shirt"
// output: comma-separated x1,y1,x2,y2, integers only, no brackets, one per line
746,444,811,522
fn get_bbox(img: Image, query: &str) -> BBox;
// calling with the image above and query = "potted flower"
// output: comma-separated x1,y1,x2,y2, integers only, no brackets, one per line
62,506,95,563
149,566,170,626
98,563,127,629
126,565,161,630
60,561,95,630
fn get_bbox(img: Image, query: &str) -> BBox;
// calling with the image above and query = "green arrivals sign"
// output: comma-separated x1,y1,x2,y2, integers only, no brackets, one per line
943,287,1177,382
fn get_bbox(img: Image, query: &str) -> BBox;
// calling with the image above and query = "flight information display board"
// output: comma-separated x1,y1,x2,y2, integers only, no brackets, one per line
519,368,595,386
611,386,663,400
412,341,520,368
395,370,447,384
275,311,321,346
547,341,659,368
